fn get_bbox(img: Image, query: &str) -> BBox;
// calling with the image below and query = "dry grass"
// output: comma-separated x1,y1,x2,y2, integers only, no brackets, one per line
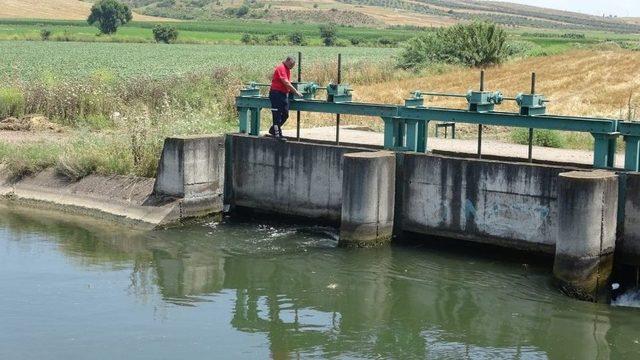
0,0,167,21
358,49,640,118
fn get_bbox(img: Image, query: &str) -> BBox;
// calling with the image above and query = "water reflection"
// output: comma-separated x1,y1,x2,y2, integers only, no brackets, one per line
2,208,640,359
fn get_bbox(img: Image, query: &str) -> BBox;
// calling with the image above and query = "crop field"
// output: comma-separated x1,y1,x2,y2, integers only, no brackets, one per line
0,41,398,81
0,19,416,45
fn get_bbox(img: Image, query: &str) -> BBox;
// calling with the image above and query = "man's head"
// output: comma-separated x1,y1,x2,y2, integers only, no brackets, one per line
283,55,296,69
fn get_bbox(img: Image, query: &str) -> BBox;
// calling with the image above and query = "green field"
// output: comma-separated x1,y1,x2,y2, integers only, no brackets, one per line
0,41,398,81
0,19,416,45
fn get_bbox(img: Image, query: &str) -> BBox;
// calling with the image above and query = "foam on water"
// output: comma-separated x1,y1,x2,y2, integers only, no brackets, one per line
612,289,640,308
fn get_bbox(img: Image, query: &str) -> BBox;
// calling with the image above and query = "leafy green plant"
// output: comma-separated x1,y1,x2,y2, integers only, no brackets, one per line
152,24,179,44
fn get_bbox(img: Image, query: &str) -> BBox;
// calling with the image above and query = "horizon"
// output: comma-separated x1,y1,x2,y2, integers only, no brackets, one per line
495,0,640,17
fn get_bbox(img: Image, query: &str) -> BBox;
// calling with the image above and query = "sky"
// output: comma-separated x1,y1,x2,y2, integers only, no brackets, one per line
494,0,640,17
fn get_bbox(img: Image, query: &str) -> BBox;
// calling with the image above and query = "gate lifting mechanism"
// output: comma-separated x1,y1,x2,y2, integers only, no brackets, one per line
236,66,640,172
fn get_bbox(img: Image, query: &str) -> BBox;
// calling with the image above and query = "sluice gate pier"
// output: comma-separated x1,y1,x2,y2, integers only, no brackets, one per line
153,59,640,303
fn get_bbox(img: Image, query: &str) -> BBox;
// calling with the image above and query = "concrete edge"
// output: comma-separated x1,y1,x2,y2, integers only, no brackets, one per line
0,172,189,230
0,183,181,230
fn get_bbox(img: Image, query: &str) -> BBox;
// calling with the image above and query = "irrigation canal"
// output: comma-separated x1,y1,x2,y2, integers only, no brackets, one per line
1,207,640,359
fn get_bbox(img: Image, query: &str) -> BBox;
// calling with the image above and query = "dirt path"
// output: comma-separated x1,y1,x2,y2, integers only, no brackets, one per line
0,130,68,144
283,126,626,168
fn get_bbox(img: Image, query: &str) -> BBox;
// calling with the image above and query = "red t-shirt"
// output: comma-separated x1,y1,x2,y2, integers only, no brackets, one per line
270,63,291,93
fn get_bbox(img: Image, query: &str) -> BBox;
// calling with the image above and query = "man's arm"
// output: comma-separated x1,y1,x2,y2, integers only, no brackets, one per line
282,79,303,98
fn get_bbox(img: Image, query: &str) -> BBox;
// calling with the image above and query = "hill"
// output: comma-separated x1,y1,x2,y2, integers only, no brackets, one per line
122,0,640,33
0,0,166,21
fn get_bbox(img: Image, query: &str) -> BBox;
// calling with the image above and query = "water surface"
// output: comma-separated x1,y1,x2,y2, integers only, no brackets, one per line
1,207,640,359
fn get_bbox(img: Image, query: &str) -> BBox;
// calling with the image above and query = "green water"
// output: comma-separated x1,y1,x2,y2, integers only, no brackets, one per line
1,208,640,359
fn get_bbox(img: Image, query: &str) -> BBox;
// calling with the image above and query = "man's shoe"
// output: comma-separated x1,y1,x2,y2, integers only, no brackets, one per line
273,125,287,142
268,126,275,136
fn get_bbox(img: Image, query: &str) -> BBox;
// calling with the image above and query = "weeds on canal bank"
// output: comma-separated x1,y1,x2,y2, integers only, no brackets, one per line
0,105,234,181
0,59,410,181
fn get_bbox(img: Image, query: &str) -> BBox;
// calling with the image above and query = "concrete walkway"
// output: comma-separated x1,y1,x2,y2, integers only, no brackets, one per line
282,126,626,168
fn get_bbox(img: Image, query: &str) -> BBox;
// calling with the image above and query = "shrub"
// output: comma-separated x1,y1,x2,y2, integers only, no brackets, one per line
288,31,306,46
349,37,362,46
40,28,52,41
87,0,133,35
152,24,179,44
320,24,337,46
236,5,250,17
240,33,252,44
265,33,280,44
398,21,508,69
378,37,395,46
511,128,566,148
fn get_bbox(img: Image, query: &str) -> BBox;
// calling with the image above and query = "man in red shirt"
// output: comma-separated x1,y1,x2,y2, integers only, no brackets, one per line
269,56,302,141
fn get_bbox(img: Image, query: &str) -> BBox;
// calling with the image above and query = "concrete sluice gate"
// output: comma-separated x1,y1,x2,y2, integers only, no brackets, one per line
153,133,640,302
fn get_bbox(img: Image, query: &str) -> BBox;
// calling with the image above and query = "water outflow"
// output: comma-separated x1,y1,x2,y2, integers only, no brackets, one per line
611,285,640,308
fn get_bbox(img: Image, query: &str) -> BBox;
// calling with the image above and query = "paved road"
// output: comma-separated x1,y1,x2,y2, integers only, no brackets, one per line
282,126,626,168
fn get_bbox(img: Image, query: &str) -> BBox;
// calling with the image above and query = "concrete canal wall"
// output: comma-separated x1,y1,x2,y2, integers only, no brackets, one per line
222,134,636,300
397,153,572,253
225,134,373,222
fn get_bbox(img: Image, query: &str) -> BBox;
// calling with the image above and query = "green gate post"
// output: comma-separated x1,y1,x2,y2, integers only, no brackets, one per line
405,119,419,152
592,133,617,168
238,108,249,133
383,117,394,149
395,119,405,148
417,121,427,153
624,136,640,172
249,108,261,136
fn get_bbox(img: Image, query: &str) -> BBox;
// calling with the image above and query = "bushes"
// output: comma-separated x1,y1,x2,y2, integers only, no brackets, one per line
511,128,566,148
288,31,306,46
153,24,179,44
40,28,52,41
241,33,252,44
398,21,508,69
240,32,305,46
320,24,337,46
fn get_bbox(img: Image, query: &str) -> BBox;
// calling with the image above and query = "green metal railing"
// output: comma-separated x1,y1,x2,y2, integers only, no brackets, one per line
237,64,640,171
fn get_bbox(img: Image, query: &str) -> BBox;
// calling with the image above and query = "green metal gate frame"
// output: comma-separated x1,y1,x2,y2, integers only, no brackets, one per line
236,93,640,171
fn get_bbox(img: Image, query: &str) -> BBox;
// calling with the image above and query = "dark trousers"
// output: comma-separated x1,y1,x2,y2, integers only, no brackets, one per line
269,90,289,127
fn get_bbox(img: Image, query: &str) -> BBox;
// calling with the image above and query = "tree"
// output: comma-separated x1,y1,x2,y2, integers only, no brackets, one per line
398,21,507,69
319,24,337,46
153,24,179,44
87,0,133,35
